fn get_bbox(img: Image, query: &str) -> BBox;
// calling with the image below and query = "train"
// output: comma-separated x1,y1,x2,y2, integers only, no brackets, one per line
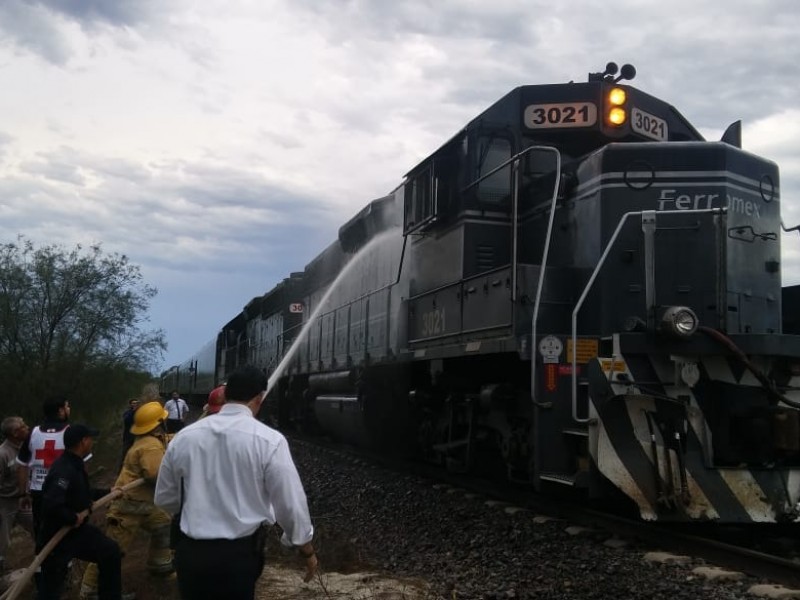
162,63,800,523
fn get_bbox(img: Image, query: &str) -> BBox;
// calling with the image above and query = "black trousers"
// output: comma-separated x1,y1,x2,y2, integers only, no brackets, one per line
166,419,184,433
39,524,122,600
30,490,43,542
174,533,264,600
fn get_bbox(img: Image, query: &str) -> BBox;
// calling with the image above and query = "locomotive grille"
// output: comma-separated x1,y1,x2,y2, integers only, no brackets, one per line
477,244,495,270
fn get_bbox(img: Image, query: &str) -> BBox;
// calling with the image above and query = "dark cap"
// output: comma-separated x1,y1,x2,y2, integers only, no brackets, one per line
64,424,100,448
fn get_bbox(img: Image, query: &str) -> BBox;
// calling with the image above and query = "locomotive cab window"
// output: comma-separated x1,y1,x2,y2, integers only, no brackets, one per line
404,167,433,232
476,136,512,208
521,146,563,206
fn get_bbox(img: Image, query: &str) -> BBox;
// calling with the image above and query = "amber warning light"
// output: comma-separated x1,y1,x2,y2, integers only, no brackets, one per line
608,87,627,106
606,87,628,126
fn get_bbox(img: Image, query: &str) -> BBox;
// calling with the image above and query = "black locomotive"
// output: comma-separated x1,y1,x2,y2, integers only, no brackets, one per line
163,64,800,523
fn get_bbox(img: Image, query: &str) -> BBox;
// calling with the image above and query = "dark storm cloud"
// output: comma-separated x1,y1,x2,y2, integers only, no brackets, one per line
17,147,154,186
34,0,154,26
173,163,327,213
71,157,335,273
86,156,152,183
0,1,73,64
292,0,530,42
289,0,800,132
0,146,336,275
0,0,158,64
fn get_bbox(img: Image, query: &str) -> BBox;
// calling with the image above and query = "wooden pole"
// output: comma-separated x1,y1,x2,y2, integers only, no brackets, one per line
0,478,145,600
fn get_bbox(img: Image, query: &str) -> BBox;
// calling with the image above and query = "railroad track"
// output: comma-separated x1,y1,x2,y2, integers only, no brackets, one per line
291,433,800,590
566,509,800,589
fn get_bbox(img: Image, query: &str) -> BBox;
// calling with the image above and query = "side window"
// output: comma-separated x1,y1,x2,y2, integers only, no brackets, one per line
432,155,457,219
477,137,512,206
404,168,432,231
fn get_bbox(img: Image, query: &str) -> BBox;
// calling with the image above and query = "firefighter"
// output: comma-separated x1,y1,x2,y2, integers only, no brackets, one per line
80,402,173,599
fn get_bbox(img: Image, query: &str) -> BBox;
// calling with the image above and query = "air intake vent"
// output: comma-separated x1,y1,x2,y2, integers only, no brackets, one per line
476,244,495,270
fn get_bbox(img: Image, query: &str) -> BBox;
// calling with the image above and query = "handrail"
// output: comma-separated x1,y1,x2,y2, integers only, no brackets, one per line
460,145,561,306
446,143,565,406
781,219,800,233
527,147,562,406
570,207,726,423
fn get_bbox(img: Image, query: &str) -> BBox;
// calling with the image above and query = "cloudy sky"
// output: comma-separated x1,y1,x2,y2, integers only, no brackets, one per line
0,0,798,371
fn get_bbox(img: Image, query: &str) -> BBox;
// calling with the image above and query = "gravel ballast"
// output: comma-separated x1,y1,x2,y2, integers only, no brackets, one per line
289,441,792,600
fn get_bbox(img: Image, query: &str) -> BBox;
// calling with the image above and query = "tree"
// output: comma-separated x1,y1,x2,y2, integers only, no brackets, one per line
0,237,166,411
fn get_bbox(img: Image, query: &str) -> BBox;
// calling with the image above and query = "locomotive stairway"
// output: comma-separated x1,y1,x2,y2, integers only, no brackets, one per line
538,425,591,488
537,379,592,487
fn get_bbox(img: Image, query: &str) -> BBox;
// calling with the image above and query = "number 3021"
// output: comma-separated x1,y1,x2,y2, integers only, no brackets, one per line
631,108,668,141
421,308,446,337
524,102,598,129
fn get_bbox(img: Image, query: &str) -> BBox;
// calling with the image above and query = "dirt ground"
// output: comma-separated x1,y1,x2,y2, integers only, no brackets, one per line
1,425,435,600
0,517,432,600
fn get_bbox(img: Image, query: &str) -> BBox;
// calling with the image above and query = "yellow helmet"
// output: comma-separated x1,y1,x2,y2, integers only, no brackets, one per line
130,401,169,435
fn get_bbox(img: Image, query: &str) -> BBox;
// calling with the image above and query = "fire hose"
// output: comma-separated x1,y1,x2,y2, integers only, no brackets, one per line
0,478,145,600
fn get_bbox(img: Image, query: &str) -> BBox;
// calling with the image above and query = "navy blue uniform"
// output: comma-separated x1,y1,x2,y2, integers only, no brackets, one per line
39,451,122,600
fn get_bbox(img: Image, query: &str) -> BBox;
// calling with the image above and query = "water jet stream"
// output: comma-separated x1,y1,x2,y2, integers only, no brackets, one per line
266,227,401,396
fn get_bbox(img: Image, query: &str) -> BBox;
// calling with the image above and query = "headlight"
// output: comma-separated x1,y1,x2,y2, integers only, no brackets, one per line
608,107,626,126
608,87,627,106
659,306,699,338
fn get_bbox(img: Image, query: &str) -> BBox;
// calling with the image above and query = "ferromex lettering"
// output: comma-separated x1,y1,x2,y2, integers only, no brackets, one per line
656,189,761,218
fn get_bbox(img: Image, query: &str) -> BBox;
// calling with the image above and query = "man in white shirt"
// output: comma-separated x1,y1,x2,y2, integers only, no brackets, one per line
154,366,318,599
163,391,189,433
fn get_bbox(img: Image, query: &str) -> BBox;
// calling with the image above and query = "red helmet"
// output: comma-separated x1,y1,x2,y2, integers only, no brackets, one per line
207,385,225,414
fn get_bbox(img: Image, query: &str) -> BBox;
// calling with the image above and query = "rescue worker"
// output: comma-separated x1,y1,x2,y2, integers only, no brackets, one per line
17,397,70,541
38,424,124,600
80,402,173,599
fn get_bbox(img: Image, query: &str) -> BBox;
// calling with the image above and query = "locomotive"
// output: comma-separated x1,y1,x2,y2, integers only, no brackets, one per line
163,63,800,523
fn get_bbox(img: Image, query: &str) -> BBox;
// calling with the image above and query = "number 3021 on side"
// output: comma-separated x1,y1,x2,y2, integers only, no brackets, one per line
524,102,598,129
631,107,668,141
420,308,446,337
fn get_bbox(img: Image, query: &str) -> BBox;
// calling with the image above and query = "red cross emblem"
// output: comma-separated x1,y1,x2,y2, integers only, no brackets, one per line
34,439,63,468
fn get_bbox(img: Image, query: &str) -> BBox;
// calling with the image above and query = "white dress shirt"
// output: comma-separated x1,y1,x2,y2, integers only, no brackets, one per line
154,403,314,546
164,398,188,420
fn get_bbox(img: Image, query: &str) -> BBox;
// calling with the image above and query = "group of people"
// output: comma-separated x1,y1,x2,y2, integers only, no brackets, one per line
0,366,318,599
